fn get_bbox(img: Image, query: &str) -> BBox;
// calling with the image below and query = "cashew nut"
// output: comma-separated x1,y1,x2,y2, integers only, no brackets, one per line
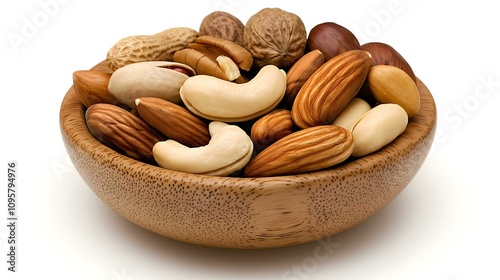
180,65,286,122
216,55,241,81
153,121,253,176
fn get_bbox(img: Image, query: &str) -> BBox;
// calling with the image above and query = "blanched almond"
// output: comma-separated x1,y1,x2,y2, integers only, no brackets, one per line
350,103,408,157
367,65,420,117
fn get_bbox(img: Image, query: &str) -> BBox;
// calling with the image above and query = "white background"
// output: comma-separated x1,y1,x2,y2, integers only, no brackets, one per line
1,0,499,279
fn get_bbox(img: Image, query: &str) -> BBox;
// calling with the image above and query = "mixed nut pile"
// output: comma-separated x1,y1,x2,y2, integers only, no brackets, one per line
73,8,420,177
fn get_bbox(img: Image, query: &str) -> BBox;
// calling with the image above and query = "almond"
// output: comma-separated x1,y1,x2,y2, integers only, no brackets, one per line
243,125,353,177
73,70,121,108
291,50,372,129
135,97,210,147
366,65,420,117
350,103,408,157
250,109,294,151
283,49,325,108
85,103,164,164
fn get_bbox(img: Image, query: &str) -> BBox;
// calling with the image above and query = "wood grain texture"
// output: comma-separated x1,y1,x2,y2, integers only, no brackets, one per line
59,61,436,248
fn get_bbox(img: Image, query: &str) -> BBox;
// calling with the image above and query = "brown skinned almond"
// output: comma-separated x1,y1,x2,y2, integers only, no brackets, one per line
135,97,210,147
244,125,353,177
73,70,122,108
85,103,164,164
283,50,325,108
250,109,294,151
291,50,372,129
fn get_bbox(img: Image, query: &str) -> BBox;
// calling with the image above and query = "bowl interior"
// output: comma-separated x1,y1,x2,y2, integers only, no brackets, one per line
60,61,437,248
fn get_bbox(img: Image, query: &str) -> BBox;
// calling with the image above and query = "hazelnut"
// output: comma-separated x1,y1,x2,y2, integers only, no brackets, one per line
243,8,307,70
199,11,245,46
361,42,416,82
307,22,361,61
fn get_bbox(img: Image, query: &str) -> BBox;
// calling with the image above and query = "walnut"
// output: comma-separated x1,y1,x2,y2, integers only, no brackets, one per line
243,8,307,70
199,11,245,46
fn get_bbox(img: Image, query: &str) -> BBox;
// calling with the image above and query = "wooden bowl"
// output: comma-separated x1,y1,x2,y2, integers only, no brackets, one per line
59,62,437,249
